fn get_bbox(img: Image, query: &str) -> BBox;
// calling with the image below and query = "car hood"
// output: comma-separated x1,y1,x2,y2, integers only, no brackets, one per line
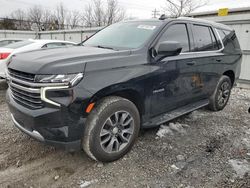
8,46,131,74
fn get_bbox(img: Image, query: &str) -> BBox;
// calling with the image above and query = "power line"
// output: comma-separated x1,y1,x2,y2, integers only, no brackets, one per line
152,8,160,18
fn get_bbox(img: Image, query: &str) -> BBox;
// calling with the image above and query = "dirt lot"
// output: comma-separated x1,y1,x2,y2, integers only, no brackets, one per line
0,80,250,188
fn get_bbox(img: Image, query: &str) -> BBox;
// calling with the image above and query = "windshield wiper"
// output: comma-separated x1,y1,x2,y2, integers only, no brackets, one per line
95,45,115,50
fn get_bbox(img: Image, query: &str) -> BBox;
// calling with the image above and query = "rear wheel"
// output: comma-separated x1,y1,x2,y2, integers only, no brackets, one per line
209,75,232,111
82,96,140,162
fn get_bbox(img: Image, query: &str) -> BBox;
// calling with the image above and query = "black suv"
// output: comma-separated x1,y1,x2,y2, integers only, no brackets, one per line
6,17,242,162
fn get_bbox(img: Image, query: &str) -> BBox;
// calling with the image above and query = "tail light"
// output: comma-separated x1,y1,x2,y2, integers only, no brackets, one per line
0,53,11,60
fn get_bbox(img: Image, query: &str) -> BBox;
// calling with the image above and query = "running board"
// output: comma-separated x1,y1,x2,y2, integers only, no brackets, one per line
144,99,209,127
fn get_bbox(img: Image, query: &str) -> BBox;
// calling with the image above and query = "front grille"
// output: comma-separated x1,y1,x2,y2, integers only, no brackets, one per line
8,68,35,82
8,69,43,109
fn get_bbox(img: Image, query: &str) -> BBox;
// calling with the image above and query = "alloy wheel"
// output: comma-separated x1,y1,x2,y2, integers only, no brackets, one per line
217,81,230,107
99,111,134,153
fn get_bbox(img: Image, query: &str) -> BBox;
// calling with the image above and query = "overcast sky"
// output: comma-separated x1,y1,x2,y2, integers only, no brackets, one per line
1,0,250,18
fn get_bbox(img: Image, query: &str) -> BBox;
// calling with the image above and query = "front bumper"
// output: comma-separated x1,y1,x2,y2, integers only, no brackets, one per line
6,86,91,151
11,113,44,141
10,113,82,151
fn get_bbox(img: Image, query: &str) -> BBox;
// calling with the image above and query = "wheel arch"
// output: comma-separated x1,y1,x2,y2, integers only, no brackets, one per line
89,86,145,116
223,70,235,85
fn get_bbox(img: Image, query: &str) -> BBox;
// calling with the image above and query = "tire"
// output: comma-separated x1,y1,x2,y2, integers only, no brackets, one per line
208,75,232,111
82,96,140,162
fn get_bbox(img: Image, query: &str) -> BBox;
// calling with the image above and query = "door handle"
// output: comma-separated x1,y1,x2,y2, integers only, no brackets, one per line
186,61,196,66
216,59,222,62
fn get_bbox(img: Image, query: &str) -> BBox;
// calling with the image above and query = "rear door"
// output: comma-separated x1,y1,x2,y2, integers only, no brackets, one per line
190,24,223,98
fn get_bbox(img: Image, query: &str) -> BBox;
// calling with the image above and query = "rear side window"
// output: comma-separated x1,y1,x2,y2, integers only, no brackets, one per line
43,43,70,49
4,40,34,49
49,43,64,48
192,25,219,51
157,24,190,52
64,43,75,47
217,29,227,42
217,29,241,50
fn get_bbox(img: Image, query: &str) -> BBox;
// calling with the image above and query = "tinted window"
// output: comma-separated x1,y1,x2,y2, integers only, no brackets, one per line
217,29,240,51
217,29,226,41
192,25,219,51
64,43,75,47
84,21,161,49
158,24,190,52
210,29,218,49
4,40,34,49
0,40,10,47
43,42,75,49
0,40,21,47
44,43,64,48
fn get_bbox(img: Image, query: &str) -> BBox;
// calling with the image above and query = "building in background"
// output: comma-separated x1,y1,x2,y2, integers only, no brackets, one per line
190,7,250,87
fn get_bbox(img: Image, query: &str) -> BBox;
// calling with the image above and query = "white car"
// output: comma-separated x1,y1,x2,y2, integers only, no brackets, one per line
0,38,25,47
0,39,76,78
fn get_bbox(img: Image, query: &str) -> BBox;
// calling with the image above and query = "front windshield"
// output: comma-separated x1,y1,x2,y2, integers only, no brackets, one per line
83,21,161,50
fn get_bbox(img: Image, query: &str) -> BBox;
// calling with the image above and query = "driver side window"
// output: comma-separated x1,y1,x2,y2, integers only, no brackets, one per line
157,23,190,53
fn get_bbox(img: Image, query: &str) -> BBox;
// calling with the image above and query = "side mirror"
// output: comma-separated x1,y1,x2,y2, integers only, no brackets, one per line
157,41,182,57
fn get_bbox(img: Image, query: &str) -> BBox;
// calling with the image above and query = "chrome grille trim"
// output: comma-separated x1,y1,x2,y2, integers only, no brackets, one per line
10,90,42,104
7,69,69,108
8,68,35,82
10,92,43,109
10,86,40,99
7,69,43,109
10,82,40,93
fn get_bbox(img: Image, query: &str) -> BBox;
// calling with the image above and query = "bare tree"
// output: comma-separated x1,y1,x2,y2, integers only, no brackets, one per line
42,9,54,30
82,0,126,27
92,0,103,27
66,11,81,29
55,2,68,29
5,0,126,31
0,17,16,30
28,5,43,30
10,9,27,30
164,0,208,18
82,4,93,27
105,0,126,25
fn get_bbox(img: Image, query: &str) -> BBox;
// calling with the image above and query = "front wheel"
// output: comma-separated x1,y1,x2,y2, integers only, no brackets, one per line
209,75,232,111
82,96,140,162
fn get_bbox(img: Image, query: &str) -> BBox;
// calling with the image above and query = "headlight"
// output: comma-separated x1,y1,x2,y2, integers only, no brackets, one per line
35,73,84,87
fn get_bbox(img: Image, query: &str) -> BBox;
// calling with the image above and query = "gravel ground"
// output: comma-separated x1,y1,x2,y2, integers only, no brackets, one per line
0,80,250,188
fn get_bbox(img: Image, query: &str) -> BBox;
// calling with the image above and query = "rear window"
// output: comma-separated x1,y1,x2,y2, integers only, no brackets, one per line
4,40,34,49
192,25,219,51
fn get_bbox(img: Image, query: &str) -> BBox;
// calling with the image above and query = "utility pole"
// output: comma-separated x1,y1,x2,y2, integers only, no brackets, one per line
152,8,160,18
